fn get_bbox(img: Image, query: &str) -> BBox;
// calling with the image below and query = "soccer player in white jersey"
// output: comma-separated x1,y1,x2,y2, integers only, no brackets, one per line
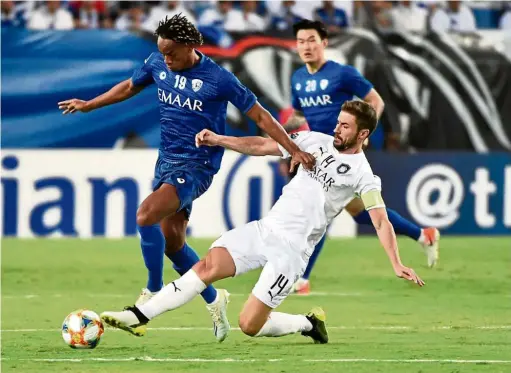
101,100,424,343
284,19,440,295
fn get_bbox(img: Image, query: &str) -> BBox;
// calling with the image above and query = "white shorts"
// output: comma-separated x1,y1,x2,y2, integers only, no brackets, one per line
210,220,308,308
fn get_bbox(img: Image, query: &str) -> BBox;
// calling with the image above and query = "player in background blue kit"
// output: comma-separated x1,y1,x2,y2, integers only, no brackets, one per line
283,20,440,295
58,14,315,341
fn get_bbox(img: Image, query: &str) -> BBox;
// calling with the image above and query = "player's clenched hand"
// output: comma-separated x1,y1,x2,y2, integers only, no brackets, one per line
290,150,315,172
58,99,91,114
195,129,219,148
393,264,425,287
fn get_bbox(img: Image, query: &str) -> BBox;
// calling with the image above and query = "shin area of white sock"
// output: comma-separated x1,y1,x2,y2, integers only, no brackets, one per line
255,312,312,337
138,270,206,320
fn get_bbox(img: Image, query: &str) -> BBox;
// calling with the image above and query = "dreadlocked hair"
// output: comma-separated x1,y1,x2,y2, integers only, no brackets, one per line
155,13,204,46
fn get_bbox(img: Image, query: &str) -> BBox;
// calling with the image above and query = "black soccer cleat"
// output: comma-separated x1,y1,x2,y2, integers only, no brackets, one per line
100,306,149,337
301,307,328,344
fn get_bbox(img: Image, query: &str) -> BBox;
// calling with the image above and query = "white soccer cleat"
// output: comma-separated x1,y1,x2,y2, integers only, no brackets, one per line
206,289,230,343
100,307,147,337
420,227,440,268
135,288,158,306
291,278,310,295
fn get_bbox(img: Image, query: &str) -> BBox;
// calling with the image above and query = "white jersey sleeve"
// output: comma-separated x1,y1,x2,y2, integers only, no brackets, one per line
277,131,331,159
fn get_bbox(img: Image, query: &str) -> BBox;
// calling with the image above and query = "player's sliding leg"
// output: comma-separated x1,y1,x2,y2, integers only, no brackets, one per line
243,258,328,342
346,198,440,267
100,269,208,337
291,234,327,295
161,214,229,341
169,244,230,340
167,244,220,303
160,212,218,304
101,247,233,341
238,294,328,344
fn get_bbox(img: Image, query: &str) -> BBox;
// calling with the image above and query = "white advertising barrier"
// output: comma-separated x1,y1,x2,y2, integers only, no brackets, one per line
1,150,356,238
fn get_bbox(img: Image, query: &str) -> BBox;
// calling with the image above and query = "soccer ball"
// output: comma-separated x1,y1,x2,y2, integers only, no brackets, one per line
62,309,104,349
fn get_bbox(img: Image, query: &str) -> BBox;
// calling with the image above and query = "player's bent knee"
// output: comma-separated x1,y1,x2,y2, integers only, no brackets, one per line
136,208,153,227
191,259,206,275
192,259,218,285
238,316,261,337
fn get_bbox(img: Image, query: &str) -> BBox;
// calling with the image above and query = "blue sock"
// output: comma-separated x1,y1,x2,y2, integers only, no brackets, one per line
167,243,218,304
138,224,165,292
302,234,327,280
354,209,421,241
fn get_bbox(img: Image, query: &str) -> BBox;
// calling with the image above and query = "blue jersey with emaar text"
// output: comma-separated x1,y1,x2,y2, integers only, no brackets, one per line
291,61,373,135
131,51,257,172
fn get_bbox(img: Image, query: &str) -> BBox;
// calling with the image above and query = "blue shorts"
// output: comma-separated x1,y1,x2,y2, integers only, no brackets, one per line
152,157,215,220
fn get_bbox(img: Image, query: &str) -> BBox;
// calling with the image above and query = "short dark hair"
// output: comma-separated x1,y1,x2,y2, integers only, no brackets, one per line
155,13,203,46
341,100,378,136
292,19,328,40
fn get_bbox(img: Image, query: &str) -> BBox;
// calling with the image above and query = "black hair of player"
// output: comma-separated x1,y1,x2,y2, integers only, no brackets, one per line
341,100,378,136
292,19,328,40
155,13,204,46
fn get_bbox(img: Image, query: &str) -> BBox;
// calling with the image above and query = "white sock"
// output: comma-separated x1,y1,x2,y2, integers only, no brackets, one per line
255,312,312,337
138,270,206,320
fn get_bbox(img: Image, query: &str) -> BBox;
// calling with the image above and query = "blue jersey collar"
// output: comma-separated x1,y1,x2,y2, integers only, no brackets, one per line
183,50,206,72
306,60,332,76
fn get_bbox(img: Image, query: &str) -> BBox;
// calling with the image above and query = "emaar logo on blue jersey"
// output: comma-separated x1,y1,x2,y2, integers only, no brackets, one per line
298,95,332,108
157,88,203,112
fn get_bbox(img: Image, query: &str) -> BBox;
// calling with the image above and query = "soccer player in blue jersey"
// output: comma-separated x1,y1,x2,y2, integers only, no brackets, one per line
283,20,440,295
58,14,315,341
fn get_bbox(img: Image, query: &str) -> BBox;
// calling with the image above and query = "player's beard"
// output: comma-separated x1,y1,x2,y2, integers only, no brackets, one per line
333,134,357,151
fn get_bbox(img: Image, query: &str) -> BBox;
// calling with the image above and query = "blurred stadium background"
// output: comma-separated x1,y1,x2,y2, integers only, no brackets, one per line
2,1,510,373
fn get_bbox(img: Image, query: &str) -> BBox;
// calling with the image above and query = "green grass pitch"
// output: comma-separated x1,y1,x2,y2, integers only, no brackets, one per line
2,236,510,373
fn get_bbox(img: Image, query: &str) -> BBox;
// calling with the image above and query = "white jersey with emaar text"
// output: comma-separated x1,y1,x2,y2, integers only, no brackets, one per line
263,131,383,257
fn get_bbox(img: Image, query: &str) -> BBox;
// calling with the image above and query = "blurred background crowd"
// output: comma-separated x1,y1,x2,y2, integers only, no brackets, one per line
2,0,511,34
3,1,510,153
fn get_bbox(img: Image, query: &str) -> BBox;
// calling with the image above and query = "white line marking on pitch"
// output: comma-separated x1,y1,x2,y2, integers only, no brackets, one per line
1,357,510,364
2,325,510,333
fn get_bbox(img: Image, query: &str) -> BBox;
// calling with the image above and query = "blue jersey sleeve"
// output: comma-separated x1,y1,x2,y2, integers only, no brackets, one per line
336,9,348,27
290,74,302,111
342,65,373,99
219,71,257,113
291,86,301,111
131,53,155,87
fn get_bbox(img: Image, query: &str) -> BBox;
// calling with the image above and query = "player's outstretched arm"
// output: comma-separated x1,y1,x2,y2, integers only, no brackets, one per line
245,103,315,170
365,198,425,287
195,129,282,156
363,89,385,119
58,78,145,114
